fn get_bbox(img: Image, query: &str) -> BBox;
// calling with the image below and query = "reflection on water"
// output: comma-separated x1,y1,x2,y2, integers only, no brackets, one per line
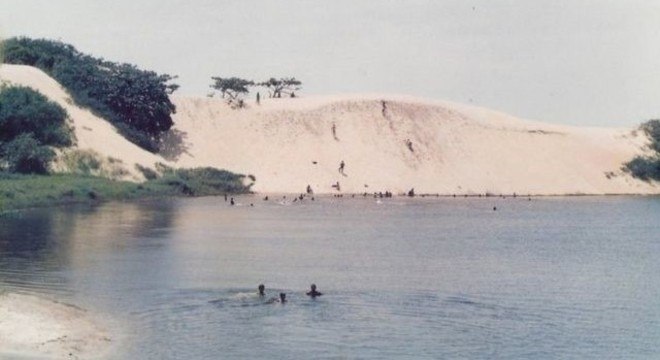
0,196,659,359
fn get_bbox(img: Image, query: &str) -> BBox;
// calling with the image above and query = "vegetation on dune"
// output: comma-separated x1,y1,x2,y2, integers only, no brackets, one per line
0,168,252,211
625,120,660,181
0,85,73,174
209,76,302,108
2,37,178,152
259,77,301,98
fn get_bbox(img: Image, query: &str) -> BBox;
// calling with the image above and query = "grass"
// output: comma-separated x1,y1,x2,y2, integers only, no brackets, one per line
0,168,252,212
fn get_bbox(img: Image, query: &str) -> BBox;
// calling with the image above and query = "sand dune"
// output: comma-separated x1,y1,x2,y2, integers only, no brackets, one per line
1,64,657,194
168,94,657,195
0,65,168,181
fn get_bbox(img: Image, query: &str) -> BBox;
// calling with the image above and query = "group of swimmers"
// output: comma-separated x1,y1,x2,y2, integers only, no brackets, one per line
258,283,323,304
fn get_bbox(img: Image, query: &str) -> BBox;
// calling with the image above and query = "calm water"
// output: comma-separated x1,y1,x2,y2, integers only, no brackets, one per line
0,196,659,359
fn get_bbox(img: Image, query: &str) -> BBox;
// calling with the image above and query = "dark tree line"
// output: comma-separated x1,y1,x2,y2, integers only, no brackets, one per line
2,37,178,152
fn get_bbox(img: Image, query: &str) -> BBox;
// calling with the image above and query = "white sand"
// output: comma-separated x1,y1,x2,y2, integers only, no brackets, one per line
0,292,113,359
168,94,658,195
1,64,658,194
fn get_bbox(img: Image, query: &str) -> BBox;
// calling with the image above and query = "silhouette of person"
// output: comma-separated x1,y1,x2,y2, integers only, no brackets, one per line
258,284,265,296
339,160,345,175
256,92,261,105
306,284,323,298
279,293,287,303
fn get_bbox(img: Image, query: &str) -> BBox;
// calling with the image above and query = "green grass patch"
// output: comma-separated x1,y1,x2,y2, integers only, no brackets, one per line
0,168,251,212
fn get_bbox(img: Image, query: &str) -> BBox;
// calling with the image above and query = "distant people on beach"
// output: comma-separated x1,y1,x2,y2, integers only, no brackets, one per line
407,188,415,197
331,122,338,140
306,284,323,298
256,92,260,105
230,197,235,206
306,184,313,194
339,160,345,175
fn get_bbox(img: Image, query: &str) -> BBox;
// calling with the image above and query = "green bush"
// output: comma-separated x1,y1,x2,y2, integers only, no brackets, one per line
625,120,660,181
3,37,178,152
0,86,72,174
0,86,72,146
1,133,55,174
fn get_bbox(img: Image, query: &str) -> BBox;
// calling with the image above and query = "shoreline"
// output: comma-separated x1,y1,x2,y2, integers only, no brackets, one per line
0,292,115,359
3,185,660,214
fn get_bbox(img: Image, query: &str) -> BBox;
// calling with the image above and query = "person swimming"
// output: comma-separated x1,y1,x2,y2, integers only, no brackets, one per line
279,293,287,303
306,284,323,298
258,284,265,296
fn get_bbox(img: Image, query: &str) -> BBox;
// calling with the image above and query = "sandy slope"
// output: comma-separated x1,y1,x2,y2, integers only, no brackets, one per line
1,64,657,194
167,94,657,195
0,64,167,181
0,292,113,359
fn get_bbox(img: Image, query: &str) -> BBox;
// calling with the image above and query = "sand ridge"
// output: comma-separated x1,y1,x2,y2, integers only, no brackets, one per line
1,64,657,194
167,94,657,195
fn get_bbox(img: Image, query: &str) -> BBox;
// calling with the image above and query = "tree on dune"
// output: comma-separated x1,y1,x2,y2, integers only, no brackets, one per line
210,77,254,108
259,77,302,98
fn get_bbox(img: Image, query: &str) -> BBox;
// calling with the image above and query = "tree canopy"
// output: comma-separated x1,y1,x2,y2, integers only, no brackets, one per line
259,77,302,98
2,37,178,152
210,77,254,108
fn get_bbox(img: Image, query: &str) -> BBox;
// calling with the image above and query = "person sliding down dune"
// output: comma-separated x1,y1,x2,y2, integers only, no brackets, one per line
306,284,323,298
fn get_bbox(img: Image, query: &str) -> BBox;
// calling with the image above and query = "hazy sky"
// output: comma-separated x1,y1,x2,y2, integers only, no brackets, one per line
1,0,659,126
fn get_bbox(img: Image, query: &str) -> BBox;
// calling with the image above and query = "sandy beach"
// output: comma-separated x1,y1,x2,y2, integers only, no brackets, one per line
0,292,113,359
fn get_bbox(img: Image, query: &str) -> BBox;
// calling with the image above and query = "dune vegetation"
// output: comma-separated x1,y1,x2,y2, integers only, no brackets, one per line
0,38,253,212
2,37,178,152
625,120,660,181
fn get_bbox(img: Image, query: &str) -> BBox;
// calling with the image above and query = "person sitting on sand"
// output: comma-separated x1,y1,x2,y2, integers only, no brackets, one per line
306,284,323,298
258,284,265,296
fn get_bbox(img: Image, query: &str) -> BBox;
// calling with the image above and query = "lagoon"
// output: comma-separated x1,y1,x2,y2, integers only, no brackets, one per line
1,196,658,359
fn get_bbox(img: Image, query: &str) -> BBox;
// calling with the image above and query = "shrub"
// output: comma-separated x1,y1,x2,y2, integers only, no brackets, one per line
1,133,55,174
625,120,660,181
60,149,103,175
0,86,72,146
0,86,73,174
625,156,660,180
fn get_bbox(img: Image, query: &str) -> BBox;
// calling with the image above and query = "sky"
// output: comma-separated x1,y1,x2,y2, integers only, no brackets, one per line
1,0,659,127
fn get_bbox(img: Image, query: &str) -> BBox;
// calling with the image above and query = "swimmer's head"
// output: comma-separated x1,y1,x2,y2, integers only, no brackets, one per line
310,284,317,291
279,293,286,302
258,284,265,295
